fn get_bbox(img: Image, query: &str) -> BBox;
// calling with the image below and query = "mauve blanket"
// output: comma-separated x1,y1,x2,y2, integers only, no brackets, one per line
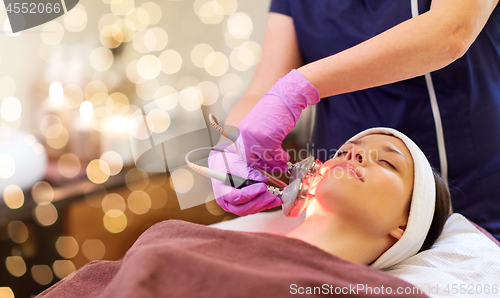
38,220,429,297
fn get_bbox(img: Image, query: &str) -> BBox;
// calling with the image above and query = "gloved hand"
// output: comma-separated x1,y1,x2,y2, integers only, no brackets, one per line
208,143,282,216
237,69,320,172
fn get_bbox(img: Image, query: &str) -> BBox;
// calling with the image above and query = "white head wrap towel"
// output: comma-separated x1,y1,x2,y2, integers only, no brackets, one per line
344,128,436,270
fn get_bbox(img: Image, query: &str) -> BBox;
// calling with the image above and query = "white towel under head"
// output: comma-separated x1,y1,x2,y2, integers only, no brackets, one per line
344,128,436,270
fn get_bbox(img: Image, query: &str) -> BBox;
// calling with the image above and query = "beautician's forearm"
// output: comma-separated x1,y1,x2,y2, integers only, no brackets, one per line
298,2,495,98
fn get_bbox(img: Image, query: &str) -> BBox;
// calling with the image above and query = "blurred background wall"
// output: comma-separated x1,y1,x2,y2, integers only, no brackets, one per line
0,1,280,297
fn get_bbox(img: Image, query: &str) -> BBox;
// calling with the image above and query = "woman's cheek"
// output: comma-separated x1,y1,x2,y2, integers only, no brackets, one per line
314,176,354,206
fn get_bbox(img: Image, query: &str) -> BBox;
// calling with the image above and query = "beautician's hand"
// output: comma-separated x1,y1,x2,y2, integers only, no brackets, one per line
208,143,282,216
237,69,320,172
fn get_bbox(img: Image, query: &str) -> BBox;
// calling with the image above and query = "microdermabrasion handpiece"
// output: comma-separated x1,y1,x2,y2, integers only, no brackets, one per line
208,114,288,188
209,114,239,143
201,114,324,217
185,147,262,189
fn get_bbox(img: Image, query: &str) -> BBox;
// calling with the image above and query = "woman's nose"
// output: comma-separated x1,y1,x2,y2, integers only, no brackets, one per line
345,146,366,166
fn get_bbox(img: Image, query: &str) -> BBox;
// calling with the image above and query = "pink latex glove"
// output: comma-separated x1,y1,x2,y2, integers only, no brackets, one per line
208,143,282,216
238,69,320,172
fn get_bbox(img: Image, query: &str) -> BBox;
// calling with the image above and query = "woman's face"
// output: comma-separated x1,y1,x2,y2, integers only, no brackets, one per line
311,134,414,238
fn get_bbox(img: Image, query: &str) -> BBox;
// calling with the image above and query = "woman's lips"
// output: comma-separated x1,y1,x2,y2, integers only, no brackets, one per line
329,162,365,182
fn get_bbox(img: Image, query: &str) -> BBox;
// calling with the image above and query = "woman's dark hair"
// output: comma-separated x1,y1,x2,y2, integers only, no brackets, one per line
418,168,452,253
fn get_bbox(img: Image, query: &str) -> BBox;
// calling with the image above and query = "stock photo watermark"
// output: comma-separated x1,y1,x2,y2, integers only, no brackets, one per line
290,283,424,295
3,0,78,33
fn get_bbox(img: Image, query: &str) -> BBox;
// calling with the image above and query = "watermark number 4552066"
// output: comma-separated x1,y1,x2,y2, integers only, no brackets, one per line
3,0,79,33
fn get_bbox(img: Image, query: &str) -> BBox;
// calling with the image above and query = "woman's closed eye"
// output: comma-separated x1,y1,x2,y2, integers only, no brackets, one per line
381,159,396,170
336,150,349,157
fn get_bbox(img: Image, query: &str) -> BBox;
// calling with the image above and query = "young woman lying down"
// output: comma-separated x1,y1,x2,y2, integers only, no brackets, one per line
37,128,451,298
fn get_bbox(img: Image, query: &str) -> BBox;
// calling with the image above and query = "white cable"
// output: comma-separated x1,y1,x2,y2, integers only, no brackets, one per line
410,0,449,186
185,147,227,182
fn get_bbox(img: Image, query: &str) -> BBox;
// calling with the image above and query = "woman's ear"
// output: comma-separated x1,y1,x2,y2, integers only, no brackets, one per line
389,224,407,240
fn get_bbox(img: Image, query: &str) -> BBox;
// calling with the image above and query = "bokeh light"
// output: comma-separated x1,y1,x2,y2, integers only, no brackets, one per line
230,46,254,71
179,87,202,111
101,193,126,213
34,202,58,226
159,49,182,75
217,0,237,15
146,108,170,133
154,86,178,110
31,265,53,285
45,124,69,149
112,115,127,131
90,47,114,71
204,52,229,77
64,4,88,32
197,81,219,106
110,0,134,16
103,209,128,233
52,260,76,279
191,43,214,68
55,236,79,259
227,12,253,38
5,256,26,277
1,97,22,122
87,159,110,184
90,92,108,106
7,221,29,244
100,24,124,48
3,185,24,209
132,29,149,53
127,190,151,215
126,7,150,30
137,54,162,79
140,2,162,24
25,134,36,146
57,153,81,178
82,239,106,261
169,169,194,193
0,287,14,298
126,60,146,84
128,114,153,140
32,181,54,204
49,81,63,102
80,101,94,119
100,151,123,175
198,1,224,24
144,27,168,52
125,168,149,191
85,80,108,101
98,13,120,31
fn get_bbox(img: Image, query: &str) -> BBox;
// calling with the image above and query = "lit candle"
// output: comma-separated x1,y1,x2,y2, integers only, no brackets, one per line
100,116,134,166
